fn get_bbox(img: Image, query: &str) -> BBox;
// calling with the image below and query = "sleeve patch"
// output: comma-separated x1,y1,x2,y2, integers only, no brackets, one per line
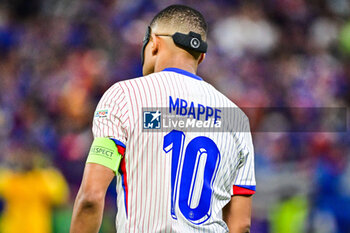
94,109,109,118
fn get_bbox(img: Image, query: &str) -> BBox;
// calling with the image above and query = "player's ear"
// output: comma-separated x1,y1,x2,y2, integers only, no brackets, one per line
198,53,206,65
151,34,159,56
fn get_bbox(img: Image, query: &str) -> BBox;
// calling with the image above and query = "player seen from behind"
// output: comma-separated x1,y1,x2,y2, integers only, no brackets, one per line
70,4,256,233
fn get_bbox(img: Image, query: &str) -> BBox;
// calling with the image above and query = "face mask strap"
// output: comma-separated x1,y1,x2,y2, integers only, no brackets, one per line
141,26,151,66
172,31,207,53
141,26,208,66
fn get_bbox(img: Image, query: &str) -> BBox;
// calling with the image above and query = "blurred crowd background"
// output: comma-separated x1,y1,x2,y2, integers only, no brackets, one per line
0,0,349,232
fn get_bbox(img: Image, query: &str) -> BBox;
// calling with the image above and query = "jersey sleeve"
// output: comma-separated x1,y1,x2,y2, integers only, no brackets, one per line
92,83,129,148
232,117,256,196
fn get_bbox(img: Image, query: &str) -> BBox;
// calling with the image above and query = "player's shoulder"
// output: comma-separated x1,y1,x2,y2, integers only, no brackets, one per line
100,75,147,96
112,72,160,89
97,74,157,107
205,82,250,122
205,82,241,107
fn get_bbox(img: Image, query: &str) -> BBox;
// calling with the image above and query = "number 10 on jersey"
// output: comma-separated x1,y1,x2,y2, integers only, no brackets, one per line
163,130,221,224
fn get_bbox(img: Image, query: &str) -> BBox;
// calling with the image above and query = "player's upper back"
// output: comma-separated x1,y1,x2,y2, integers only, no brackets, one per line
93,67,255,233
118,67,237,115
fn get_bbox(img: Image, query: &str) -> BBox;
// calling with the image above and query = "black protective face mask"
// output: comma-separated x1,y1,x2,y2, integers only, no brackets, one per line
140,26,208,66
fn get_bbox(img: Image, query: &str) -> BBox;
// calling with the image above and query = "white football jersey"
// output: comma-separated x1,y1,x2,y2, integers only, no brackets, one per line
92,67,256,233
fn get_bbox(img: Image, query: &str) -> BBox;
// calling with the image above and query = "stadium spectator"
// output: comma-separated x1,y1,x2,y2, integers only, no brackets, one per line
0,144,69,233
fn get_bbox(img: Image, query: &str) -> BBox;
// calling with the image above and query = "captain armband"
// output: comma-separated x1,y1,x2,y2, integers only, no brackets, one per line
86,137,123,174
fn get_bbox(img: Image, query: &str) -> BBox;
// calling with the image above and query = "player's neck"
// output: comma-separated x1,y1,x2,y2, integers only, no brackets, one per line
154,53,198,75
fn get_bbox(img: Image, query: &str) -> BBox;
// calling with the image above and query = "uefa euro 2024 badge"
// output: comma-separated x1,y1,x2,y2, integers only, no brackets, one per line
95,109,109,118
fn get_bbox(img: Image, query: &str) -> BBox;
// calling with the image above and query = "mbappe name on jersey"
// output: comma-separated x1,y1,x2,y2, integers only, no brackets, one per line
169,96,221,123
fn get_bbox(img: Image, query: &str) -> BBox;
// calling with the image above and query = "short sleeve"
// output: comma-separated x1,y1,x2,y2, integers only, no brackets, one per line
232,118,256,195
92,83,129,147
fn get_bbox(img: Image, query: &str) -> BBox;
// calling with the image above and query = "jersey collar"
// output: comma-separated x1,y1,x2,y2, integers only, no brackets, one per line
162,67,203,81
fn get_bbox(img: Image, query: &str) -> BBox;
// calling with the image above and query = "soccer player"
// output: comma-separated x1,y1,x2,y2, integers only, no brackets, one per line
70,4,255,233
